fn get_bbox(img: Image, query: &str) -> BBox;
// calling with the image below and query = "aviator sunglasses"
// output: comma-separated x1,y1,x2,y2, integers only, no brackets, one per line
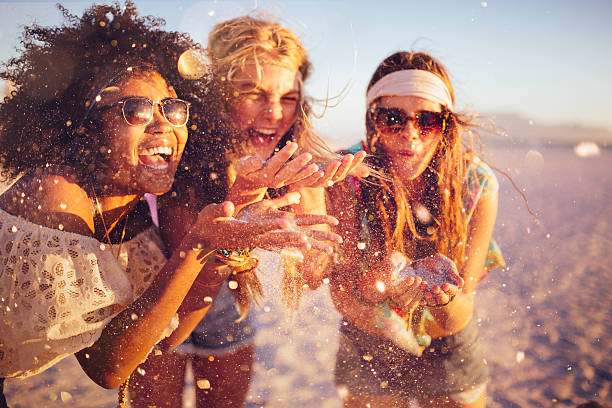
369,106,450,135
99,96,191,127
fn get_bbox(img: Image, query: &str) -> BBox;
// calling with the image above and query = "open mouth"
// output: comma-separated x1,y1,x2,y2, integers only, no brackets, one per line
248,128,278,147
138,145,174,173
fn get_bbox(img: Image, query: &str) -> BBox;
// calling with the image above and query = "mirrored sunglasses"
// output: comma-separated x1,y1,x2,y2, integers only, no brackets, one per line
369,107,450,135
103,96,191,127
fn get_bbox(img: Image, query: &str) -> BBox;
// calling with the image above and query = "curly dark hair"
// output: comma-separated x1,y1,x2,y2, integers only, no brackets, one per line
0,1,209,182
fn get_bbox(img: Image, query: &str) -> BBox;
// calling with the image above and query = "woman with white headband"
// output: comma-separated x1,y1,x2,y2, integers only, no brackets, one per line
327,51,505,407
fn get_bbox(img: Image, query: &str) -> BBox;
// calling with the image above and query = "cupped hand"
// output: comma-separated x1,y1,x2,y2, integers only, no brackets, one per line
228,142,319,200
194,192,341,254
416,254,464,307
235,192,342,254
357,251,408,303
289,150,368,189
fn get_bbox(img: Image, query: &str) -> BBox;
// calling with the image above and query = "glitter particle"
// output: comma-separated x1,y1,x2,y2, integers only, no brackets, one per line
60,392,73,402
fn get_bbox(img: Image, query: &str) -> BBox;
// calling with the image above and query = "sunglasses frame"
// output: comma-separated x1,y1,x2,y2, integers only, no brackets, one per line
368,106,451,136
113,96,191,127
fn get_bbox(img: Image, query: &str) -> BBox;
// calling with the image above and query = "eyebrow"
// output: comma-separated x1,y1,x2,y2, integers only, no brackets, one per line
234,83,300,95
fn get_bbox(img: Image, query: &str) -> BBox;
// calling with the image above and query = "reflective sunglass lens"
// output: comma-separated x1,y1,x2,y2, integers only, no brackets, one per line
162,99,189,126
374,108,407,134
372,107,446,135
416,111,444,130
123,98,152,126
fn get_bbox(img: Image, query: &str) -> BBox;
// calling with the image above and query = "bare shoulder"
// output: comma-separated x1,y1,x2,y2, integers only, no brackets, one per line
0,167,94,235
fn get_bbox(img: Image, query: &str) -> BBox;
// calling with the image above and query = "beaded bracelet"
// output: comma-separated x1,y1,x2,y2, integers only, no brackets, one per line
192,247,258,289
215,247,258,274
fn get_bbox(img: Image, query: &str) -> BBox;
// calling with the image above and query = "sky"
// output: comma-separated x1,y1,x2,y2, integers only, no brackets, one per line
0,0,611,149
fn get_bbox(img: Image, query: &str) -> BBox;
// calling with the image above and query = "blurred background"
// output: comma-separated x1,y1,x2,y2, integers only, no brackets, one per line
1,1,610,407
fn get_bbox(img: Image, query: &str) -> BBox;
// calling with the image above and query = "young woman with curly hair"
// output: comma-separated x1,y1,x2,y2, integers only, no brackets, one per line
327,51,505,407
130,15,366,408
0,4,339,406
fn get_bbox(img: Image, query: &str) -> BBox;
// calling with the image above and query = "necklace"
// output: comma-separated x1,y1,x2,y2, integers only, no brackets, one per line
90,183,133,408
91,183,130,257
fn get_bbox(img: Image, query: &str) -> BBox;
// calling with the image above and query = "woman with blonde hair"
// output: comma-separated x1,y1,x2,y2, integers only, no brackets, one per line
327,51,505,407
0,3,340,407
130,15,365,407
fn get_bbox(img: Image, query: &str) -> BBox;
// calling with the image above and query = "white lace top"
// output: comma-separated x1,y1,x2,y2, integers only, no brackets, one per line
0,208,170,378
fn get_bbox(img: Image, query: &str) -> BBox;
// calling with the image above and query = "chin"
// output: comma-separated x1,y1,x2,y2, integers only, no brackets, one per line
133,170,176,196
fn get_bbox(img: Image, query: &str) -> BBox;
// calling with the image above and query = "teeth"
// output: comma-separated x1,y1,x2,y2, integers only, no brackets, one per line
254,129,275,135
140,146,173,156
143,163,168,170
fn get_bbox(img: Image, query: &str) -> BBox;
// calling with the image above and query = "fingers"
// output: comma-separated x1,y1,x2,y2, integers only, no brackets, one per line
257,230,311,251
234,155,264,176
301,228,343,244
347,150,368,177
293,213,339,227
284,163,320,186
274,152,315,183
423,284,459,307
288,170,325,189
318,160,342,186
448,272,464,288
331,154,354,183
307,240,334,254
261,141,299,176
389,275,421,299
403,283,427,311
394,280,427,309
265,191,302,209
198,201,235,224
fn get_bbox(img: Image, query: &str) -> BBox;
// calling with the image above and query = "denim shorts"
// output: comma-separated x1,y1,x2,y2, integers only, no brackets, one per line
335,315,489,399
176,283,256,355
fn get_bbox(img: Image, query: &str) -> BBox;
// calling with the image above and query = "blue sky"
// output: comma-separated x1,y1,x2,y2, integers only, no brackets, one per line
1,0,611,148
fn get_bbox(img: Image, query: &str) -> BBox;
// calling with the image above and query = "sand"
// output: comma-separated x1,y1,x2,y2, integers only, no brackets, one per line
2,144,610,407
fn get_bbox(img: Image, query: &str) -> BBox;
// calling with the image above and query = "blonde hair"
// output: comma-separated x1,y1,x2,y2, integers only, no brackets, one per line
207,15,336,163
205,16,339,313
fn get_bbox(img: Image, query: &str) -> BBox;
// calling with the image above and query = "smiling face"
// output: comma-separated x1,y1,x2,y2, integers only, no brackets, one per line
228,63,301,161
375,95,444,184
94,71,188,195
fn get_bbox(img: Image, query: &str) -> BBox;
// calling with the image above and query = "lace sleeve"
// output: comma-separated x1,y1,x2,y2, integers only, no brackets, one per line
0,209,134,378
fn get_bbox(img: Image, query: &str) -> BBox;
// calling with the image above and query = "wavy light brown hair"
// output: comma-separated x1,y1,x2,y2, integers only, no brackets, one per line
362,51,480,272
208,15,335,165
176,15,341,313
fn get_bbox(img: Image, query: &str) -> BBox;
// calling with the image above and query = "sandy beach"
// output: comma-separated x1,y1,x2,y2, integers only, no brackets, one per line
2,144,610,407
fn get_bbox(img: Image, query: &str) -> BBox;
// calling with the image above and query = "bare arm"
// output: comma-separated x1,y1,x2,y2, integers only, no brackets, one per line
153,198,225,351
425,188,499,336
76,203,233,388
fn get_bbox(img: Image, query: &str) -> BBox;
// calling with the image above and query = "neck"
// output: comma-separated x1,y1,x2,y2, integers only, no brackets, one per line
96,194,140,215
91,185,140,239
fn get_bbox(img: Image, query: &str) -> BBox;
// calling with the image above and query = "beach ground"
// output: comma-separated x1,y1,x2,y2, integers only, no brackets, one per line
3,145,610,407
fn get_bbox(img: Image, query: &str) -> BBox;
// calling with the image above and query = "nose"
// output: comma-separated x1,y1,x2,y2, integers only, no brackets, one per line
261,99,284,121
399,118,420,141
148,102,173,132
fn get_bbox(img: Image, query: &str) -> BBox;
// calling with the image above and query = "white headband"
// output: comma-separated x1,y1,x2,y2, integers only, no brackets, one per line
366,70,453,110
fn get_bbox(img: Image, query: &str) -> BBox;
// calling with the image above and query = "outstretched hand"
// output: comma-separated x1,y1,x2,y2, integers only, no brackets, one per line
227,142,319,206
193,192,341,254
419,255,464,307
357,251,427,310
289,150,369,190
